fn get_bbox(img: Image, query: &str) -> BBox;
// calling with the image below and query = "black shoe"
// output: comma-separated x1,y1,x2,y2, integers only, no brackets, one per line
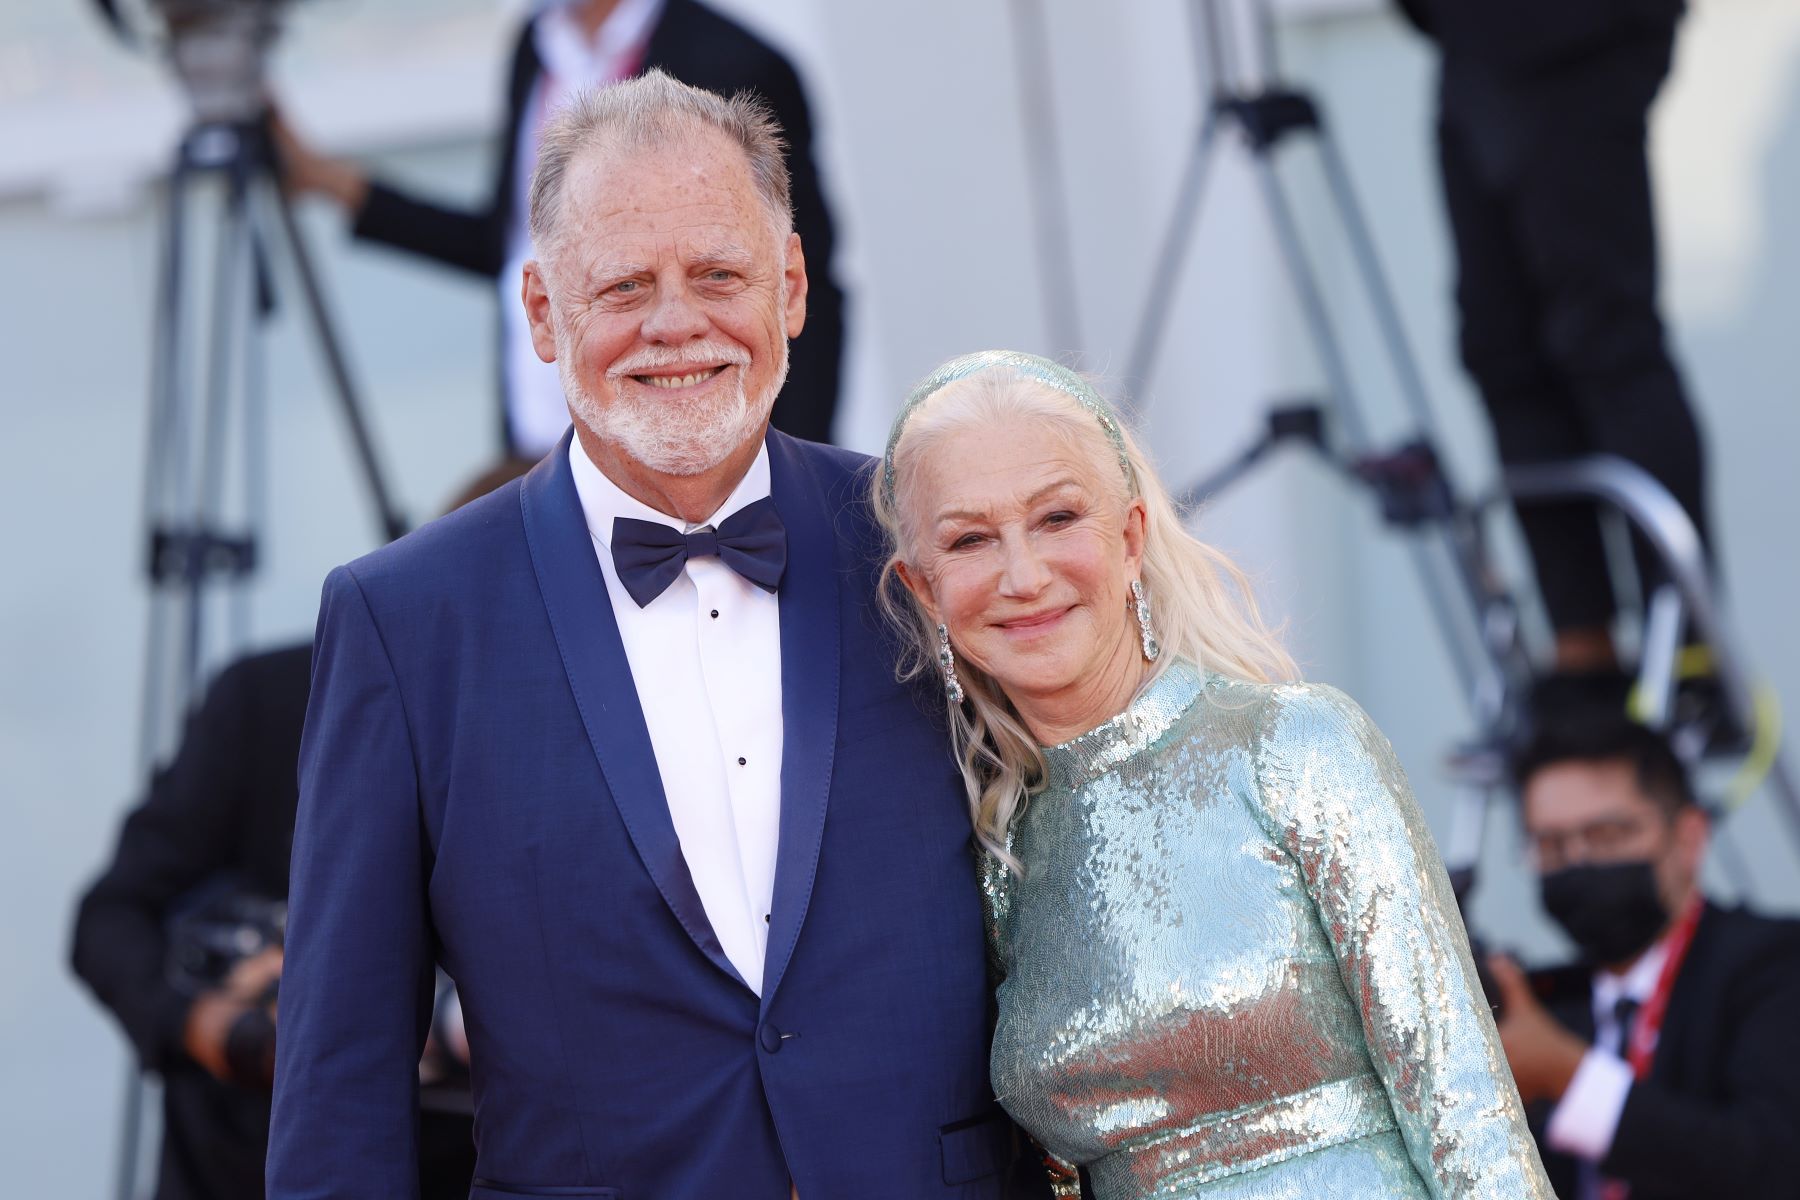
1669,645,1753,755
1528,669,1634,731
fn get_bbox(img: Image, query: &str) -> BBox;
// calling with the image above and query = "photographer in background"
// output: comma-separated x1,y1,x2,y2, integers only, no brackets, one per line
68,460,530,1200
1486,717,1800,1199
274,0,846,456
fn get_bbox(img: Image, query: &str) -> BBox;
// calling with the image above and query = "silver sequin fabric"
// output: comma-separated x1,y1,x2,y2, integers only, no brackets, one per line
984,663,1552,1199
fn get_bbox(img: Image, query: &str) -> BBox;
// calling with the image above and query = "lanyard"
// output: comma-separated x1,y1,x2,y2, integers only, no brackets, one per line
1624,897,1704,1079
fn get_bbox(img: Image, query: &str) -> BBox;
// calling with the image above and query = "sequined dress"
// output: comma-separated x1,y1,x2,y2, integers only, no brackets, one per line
983,663,1552,1199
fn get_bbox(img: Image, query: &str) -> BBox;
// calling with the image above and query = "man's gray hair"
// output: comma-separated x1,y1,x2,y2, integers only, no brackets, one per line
528,69,793,270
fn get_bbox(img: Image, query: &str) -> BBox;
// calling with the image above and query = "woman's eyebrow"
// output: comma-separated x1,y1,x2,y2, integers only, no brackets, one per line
933,478,1083,526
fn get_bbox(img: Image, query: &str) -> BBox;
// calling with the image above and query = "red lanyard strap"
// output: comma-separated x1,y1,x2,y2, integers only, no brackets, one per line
1625,897,1703,1079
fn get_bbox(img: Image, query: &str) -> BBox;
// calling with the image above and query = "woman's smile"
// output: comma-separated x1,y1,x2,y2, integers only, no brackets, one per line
994,605,1074,638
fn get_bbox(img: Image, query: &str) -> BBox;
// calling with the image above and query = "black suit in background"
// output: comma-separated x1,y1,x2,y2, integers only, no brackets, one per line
69,645,475,1200
1397,0,1711,634
351,0,847,450
1527,904,1800,1199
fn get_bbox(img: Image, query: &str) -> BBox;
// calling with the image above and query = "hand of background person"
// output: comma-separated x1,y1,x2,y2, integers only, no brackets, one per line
1487,952,1588,1104
267,106,370,214
180,946,283,1082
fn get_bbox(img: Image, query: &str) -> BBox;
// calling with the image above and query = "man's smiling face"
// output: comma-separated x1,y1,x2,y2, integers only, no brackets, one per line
529,125,807,477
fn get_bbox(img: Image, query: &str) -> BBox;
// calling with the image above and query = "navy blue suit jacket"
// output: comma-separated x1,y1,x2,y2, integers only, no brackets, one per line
268,431,1011,1199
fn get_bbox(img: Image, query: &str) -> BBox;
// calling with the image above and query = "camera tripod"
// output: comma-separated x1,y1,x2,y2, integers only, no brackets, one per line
1069,0,1799,892
115,111,406,1200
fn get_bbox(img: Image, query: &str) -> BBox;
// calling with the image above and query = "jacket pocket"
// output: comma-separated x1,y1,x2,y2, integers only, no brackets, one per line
470,1182,622,1198
939,1109,1011,1185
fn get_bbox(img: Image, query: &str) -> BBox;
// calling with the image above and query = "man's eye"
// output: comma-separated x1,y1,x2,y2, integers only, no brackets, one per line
612,280,640,294
707,270,736,282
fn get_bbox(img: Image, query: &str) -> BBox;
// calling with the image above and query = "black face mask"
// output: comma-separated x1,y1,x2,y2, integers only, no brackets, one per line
1540,861,1670,968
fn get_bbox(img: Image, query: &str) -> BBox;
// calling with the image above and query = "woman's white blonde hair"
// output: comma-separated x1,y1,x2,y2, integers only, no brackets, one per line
872,351,1296,865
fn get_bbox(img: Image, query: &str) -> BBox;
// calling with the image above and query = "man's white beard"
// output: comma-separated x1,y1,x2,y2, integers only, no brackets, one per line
560,329,788,478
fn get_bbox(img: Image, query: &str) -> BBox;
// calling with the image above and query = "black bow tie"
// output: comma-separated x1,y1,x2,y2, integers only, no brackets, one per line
610,495,786,607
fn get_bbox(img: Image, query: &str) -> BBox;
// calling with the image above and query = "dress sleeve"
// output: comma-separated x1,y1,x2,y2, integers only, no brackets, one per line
1251,683,1552,1199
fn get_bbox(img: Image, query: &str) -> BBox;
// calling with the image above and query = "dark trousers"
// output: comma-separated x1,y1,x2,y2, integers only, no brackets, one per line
1437,25,1711,633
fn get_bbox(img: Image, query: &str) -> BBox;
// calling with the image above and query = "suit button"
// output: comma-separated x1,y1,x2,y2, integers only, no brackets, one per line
758,1023,783,1053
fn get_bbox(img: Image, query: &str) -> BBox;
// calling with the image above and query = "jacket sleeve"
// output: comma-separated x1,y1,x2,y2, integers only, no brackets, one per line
267,566,434,1199
343,19,536,279
1603,936,1800,1192
350,182,509,279
69,660,260,1071
1252,683,1553,1199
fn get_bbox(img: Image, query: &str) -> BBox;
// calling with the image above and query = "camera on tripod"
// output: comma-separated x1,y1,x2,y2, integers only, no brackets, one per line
92,0,304,125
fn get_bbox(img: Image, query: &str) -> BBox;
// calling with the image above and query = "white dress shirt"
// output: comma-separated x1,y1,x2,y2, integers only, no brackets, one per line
568,436,784,994
501,0,666,455
1546,937,1671,1197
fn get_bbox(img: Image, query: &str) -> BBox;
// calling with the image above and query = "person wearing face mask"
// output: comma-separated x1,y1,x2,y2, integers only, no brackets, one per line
1487,716,1800,1199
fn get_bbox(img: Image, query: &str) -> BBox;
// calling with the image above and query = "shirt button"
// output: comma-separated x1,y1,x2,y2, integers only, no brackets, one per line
710,609,720,619
737,756,747,766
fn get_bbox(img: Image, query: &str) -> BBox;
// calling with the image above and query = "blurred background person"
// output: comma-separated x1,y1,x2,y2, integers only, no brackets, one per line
1396,0,1716,719
273,0,846,455
1488,716,1800,1199
67,461,531,1200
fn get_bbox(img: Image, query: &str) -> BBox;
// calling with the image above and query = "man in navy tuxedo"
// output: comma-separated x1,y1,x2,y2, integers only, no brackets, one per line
268,71,1017,1199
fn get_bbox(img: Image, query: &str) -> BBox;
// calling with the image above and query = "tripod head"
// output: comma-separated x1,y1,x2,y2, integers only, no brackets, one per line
92,0,298,126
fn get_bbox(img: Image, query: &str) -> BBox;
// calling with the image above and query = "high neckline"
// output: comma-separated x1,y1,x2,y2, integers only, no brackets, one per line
1039,659,1207,787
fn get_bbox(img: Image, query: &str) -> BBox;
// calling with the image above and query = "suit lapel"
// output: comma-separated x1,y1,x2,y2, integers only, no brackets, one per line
761,432,841,1007
518,434,748,991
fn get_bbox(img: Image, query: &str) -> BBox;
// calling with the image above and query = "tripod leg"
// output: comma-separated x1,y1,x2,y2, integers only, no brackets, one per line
121,133,208,1200
1126,105,1223,400
1248,154,1371,448
135,149,198,774
1409,537,1490,706
1314,131,1439,438
266,178,408,542
183,159,255,700
111,1061,149,1200
1254,154,1510,704
1007,0,1084,354
1311,132,1541,716
1192,0,1237,95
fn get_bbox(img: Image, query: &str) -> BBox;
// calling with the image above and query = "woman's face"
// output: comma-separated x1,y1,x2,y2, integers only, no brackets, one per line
898,416,1146,728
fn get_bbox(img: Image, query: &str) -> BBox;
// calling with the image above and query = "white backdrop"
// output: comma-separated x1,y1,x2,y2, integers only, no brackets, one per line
2,0,1797,1191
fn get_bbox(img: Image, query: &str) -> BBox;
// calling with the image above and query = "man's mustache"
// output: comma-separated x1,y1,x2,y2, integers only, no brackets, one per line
607,342,751,378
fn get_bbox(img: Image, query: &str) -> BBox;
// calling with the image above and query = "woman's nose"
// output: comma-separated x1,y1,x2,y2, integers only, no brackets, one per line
997,536,1051,598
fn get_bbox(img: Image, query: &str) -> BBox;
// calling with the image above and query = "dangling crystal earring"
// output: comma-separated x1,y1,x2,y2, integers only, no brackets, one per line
937,623,966,704
1131,580,1161,662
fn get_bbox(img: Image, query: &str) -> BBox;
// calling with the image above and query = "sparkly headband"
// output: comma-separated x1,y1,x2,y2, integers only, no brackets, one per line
880,350,1133,504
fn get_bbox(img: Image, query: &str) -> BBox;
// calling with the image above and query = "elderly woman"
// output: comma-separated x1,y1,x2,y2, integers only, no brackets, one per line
874,351,1551,1199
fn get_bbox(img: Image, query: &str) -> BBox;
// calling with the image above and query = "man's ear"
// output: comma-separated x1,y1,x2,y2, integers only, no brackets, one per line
782,230,808,340
522,260,558,364
893,560,939,624
1672,805,1710,876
